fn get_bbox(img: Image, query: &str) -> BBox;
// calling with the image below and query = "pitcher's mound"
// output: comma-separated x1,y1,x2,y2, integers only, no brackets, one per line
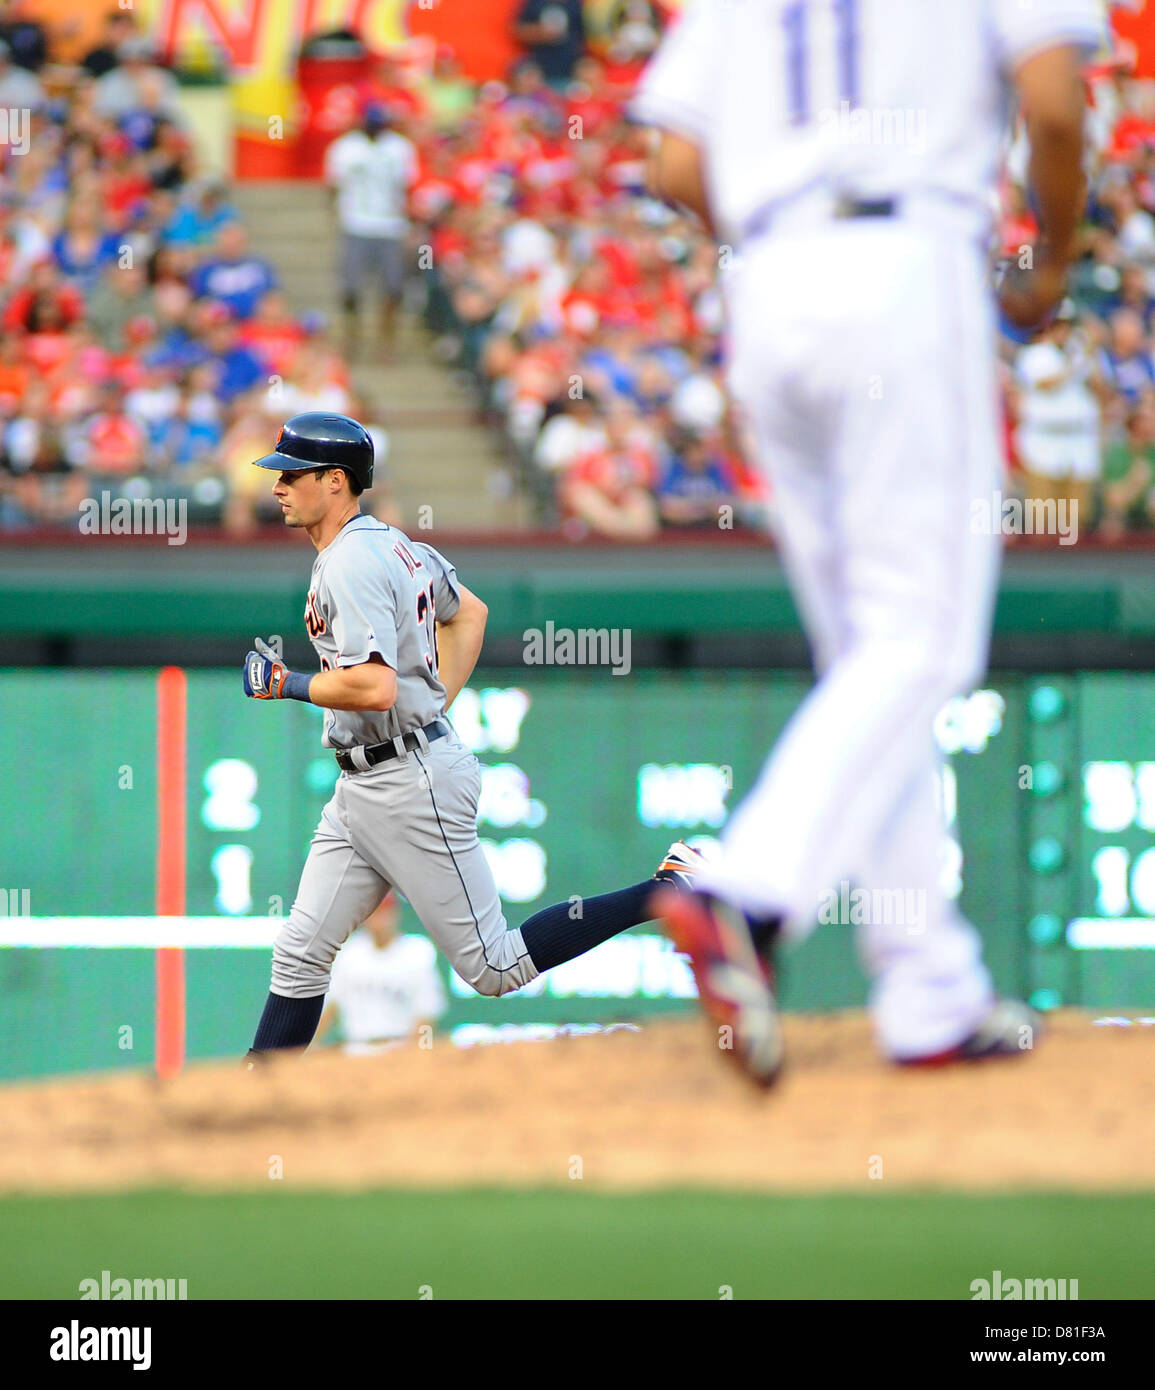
1,1011,1151,1194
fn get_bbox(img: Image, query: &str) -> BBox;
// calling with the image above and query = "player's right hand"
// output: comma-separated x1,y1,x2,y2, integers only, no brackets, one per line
997,252,1070,335
242,638,289,700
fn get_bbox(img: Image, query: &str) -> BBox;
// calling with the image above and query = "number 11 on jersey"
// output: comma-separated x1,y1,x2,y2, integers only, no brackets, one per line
782,0,859,127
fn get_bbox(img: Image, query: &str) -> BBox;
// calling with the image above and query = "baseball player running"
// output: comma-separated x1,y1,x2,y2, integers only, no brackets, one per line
243,412,703,1058
635,0,1104,1086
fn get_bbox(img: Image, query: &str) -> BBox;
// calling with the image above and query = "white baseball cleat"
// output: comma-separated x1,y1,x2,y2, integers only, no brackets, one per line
897,999,1042,1067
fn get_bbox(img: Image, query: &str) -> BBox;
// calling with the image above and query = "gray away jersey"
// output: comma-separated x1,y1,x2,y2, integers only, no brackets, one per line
302,516,462,749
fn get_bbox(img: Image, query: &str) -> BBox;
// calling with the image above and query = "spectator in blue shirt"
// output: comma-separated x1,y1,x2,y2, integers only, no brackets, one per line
580,323,642,400
160,377,224,470
163,179,239,249
201,310,266,403
189,222,277,323
51,199,121,293
1104,264,1155,336
1098,307,1155,405
657,427,739,529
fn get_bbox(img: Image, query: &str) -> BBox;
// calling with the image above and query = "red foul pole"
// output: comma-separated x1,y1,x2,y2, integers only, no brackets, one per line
155,665,187,1078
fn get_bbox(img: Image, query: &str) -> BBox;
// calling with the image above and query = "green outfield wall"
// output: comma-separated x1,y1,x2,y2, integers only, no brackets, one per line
1,667,1152,1080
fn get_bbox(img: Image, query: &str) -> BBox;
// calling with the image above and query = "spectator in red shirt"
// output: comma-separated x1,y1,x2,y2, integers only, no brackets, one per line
0,331,29,415
100,146,153,220
564,56,621,139
601,116,649,195
2,379,87,527
560,258,614,339
1110,99,1155,162
410,141,461,224
238,290,306,379
356,51,425,128
85,382,148,475
561,400,658,539
3,262,84,333
23,293,75,375
600,0,663,89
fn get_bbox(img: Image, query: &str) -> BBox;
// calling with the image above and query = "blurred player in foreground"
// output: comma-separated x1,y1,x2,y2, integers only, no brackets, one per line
314,896,448,1055
636,0,1104,1086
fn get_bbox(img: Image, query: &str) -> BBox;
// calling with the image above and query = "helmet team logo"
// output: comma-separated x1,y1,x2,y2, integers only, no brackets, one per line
249,412,374,494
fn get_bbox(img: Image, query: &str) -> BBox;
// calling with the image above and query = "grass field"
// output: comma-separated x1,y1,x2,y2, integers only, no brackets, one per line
3,1189,1150,1300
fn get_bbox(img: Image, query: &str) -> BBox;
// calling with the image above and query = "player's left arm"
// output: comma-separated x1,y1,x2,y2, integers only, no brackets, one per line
997,0,1106,331
308,654,397,712
631,0,719,235
645,131,715,237
435,582,487,710
242,642,396,710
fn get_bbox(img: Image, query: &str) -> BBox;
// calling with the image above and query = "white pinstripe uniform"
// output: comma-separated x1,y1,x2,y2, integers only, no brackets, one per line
633,0,1105,1057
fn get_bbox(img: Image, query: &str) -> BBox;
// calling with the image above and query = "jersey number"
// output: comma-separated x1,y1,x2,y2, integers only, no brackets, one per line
782,0,859,127
416,582,438,676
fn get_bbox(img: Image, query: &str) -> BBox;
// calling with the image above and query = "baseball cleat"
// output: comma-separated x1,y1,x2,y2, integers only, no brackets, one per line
652,840,706,892
898,999,1041,1067
655,886,784,1089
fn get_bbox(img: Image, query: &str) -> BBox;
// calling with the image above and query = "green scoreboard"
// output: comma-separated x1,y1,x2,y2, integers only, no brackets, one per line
0,669,1151,1078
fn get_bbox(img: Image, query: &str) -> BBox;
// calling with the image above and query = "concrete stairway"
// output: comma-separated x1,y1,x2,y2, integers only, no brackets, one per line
230,180,530,531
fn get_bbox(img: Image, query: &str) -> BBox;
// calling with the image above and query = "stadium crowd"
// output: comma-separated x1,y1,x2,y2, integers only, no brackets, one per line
2,2,1155,542
412,17,1155,542
0,9,388,534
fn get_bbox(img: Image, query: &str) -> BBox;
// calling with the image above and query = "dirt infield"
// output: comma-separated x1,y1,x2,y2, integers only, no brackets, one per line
1,1011,1152,1195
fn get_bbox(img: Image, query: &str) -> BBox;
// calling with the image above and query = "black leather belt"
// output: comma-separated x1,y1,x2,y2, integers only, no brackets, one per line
334,720,448,772
835,196,897,219
744,194,897,241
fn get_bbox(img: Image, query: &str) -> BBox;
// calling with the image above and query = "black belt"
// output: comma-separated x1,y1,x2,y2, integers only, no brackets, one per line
835,196,897,219
744,194,897,242
334,720,448,772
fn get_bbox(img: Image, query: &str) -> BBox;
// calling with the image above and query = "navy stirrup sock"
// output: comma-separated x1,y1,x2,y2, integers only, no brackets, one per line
250,992,325,1052
521,881,657,974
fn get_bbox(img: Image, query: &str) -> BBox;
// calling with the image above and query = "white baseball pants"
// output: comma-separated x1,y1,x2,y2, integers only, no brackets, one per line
699,213,1004,1059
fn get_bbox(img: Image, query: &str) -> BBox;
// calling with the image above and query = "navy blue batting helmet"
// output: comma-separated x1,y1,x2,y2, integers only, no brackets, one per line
250,412,374,493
